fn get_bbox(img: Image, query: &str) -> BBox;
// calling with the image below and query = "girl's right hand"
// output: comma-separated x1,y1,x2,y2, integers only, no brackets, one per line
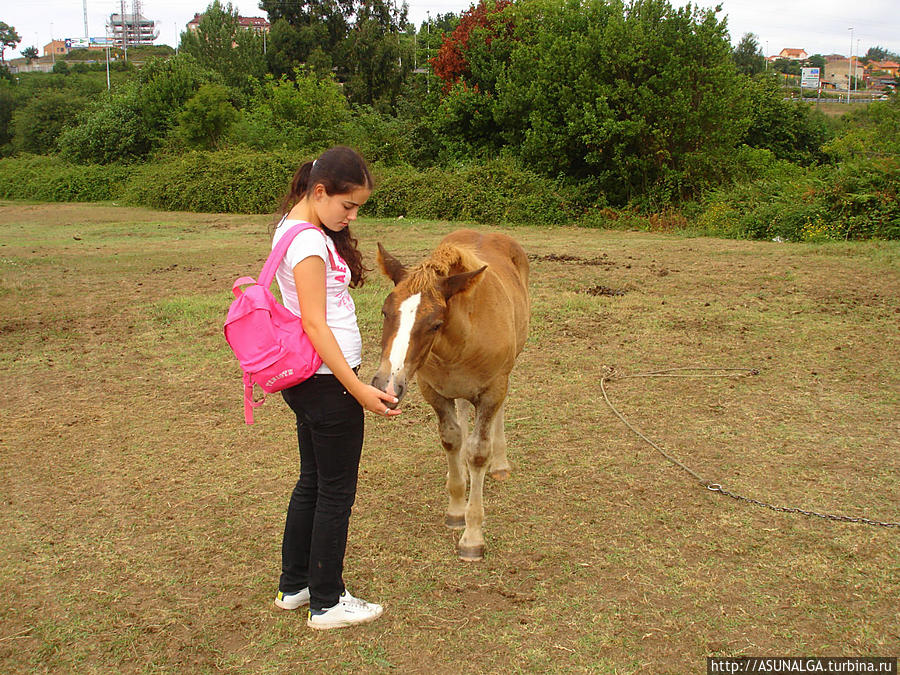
355,383,401,417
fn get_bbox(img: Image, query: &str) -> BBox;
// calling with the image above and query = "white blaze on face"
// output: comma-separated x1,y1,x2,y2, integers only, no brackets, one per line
388,293,421,377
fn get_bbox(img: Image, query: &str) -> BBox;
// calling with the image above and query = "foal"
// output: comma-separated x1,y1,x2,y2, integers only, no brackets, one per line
372,230,530,561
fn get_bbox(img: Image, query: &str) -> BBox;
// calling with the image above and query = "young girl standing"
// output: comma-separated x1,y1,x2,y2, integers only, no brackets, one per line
270,146,400,630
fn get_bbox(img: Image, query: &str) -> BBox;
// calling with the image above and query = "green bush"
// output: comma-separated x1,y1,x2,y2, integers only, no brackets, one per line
171,84,239,150
1,149,583,224
695,158,899,242
339,105,423,167
122,149,302,213
0,85,13,153
741,74,830,164
229,69,351,152
817,159,899,240
695,99,900,241
0,154,133,202
366,159,584,225
135,54,223,145
11,91,87,154
57,84,153,164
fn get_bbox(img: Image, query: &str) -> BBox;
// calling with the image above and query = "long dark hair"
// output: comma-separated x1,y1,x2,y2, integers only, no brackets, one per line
278,146,373,288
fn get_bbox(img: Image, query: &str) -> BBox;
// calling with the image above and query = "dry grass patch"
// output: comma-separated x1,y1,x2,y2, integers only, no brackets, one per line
1,202,898,673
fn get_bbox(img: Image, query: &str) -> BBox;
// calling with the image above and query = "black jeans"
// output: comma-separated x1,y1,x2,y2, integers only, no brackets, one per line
279,373,365,610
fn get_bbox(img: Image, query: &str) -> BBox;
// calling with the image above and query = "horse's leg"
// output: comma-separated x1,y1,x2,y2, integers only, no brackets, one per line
420,381,467,530
488,401,510,481
457,382,507,562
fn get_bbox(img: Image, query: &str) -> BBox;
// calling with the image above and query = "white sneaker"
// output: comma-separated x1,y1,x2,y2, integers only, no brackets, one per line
307,590,384,630
274,587,310,610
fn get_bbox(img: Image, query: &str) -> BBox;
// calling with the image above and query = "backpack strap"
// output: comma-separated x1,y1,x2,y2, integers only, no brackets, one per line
257,222,324,289
231,276,257,298
243,372,268,425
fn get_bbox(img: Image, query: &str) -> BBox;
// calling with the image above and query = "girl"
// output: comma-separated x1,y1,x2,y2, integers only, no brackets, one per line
271,146,400,630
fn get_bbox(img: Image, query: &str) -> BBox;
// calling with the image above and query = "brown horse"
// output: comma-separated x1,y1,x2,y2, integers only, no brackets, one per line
372,230,530,561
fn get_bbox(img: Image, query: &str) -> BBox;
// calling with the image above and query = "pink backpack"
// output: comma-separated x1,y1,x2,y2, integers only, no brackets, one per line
224,222,324,424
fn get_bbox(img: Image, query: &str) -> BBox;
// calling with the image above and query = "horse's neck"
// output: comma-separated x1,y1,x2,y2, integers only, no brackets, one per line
431,300,474,363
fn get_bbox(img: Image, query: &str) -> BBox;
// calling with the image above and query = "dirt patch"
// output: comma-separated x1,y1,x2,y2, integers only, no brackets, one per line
529,252,616,266
581,284,627,297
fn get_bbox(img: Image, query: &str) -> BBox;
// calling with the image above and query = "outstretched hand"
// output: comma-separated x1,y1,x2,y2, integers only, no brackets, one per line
355,383,402,417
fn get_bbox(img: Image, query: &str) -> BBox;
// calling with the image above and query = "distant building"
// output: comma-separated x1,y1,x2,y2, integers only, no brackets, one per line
823,58,864,91
778,48,808,60
867,60,899,78
187,13,270,34
43,40,68,58
8,55,54,74
108,12,159,46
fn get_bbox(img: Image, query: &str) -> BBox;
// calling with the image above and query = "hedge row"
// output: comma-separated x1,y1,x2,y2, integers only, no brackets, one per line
0,151,588,225
694,157,900,242
3,151,895,240
365,160,586,225
122,149,302,214
0,154,133,202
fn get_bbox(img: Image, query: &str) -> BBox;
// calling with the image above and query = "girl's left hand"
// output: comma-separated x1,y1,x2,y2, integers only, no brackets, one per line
355,384,402,417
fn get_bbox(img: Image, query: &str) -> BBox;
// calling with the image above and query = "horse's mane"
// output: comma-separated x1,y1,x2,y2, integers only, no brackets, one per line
406,243,486,294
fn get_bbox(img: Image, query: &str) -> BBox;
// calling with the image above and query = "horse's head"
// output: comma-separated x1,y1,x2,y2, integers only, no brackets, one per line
371,243,486,407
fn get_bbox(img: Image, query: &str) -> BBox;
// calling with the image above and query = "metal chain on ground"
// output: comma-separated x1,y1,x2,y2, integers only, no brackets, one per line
599,367,900,529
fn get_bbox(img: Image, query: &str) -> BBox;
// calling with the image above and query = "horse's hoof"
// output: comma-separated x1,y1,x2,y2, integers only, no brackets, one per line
490,468,510,481
445,514,466,529
457,544,485,562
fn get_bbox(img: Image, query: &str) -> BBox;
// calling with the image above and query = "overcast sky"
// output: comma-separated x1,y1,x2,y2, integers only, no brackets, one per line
5,0,900,61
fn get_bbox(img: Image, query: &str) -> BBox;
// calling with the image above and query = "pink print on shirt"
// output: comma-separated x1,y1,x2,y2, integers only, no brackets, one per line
331,249,356,312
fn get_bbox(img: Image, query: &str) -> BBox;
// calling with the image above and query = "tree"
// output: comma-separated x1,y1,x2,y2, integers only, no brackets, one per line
342,0,412,109
21,46,38,62
173,83,239,149
178,1,267,93
806,54,825,71
235,67,351,151
56,51,222,161
12,91,86,154
135,53,222,144
259,0,353,76
741,74,828,164
864,46,900,63
430,0,513,92
57,84,152,163
0,22,21,63
416,12,458,71
429,0,750,204
733,33,765,76
772,57,800,76
0,85,14,152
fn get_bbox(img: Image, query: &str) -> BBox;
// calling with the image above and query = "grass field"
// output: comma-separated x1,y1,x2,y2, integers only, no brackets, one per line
1,202,898,673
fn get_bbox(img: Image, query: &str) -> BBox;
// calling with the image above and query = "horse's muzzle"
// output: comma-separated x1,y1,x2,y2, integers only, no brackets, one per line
371,372,406,409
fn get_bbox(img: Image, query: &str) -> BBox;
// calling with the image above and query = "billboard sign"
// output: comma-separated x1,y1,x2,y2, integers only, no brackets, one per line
801,67,821,89
65,37,116,49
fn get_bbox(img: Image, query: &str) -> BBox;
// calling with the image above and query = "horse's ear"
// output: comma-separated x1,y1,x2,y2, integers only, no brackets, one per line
440,265,487,301
377,243,407,285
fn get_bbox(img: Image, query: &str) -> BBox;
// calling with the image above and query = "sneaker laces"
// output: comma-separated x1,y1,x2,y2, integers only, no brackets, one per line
340,592,370,609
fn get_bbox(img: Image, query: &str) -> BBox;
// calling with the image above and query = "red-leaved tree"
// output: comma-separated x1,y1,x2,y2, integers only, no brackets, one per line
430,0,514,92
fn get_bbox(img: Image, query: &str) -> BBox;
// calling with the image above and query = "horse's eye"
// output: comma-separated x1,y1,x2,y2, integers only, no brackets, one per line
430,322,444,333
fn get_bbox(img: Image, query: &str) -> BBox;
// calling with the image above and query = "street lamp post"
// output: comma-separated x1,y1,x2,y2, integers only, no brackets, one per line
848,27,853,104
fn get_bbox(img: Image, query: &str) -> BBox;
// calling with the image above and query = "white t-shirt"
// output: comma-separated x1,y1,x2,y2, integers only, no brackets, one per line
273,218,362,374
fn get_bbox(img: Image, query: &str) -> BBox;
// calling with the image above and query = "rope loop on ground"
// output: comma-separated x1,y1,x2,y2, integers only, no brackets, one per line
599,367,900,529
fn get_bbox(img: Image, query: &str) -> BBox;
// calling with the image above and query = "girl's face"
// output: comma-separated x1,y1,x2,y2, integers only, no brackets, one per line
312,183,371,233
